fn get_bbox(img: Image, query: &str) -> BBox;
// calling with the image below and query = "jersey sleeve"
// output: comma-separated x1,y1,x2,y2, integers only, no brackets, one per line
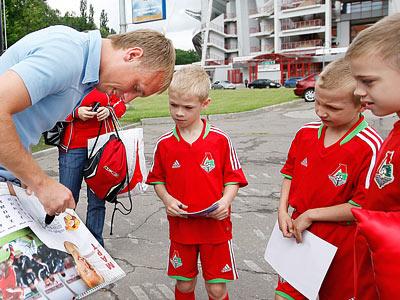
146,142,166,185
349,151,374,207
109,95,127,119
280,131,300,179
222,136,248,188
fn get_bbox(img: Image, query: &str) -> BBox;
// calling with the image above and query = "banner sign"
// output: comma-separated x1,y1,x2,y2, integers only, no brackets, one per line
132,0,166,24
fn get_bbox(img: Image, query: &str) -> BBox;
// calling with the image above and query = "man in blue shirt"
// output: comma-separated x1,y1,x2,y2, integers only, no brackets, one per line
0,25,175,217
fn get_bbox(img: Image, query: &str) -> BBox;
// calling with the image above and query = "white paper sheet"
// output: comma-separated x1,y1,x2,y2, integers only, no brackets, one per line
264,220,338,300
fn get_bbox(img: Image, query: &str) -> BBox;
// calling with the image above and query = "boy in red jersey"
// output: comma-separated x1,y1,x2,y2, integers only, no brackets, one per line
146,65,247,300
346,13,400,299
275,58,382,300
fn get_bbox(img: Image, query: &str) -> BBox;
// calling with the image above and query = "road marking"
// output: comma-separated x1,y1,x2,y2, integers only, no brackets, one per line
263,173,271,178
253,228,266,240
231,213,242,219
255,213,268,219
130,286,150,300
249,174,257,178
148,288,164,299
156,284,174,300
243,260,264,272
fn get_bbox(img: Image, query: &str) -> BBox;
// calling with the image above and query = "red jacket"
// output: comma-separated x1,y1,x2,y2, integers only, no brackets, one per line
59,89,126,152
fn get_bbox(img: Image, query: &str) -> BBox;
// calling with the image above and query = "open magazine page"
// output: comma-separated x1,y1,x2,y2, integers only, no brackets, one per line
0,183,125,300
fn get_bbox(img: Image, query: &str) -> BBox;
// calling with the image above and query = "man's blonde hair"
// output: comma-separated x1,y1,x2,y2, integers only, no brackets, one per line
108,29,175,93
345,13,400,70
317,58,359,104
169,65,211,101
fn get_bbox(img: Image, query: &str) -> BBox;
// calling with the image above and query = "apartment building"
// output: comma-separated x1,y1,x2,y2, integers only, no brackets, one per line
188,0,399,84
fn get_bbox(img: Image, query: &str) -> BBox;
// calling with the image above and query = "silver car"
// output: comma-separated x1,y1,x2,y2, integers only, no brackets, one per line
211,80,236,90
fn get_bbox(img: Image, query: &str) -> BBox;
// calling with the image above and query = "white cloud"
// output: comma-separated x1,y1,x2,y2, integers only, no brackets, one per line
46,0,201,50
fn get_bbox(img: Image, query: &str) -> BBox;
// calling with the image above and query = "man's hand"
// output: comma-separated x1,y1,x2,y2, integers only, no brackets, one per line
26,177,75,216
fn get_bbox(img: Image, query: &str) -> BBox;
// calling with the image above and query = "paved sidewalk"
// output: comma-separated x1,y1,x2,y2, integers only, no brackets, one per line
34,100,397,300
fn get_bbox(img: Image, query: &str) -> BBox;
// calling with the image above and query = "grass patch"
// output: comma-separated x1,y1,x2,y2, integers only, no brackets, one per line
122,88,298,123
32,88,299,153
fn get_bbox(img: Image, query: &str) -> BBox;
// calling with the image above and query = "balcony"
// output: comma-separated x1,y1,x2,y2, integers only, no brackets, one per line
250,45,274,53
205,55,233,66
224,28,237,35
208,38,225,49
201,22,224,34
281,39,323,50
224,13,236,20
281,19,324,31
281,0,324,11
250,25,274,35
249,4,274,17
225,43,238,50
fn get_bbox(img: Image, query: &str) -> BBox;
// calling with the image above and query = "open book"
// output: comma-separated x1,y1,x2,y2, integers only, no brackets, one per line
0,183,125,300
179,202,219,217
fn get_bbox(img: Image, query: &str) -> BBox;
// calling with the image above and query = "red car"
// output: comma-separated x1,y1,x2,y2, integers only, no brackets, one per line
294,72,320,102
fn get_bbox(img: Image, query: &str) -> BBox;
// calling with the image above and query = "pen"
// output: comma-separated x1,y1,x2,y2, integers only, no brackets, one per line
45,214,55,225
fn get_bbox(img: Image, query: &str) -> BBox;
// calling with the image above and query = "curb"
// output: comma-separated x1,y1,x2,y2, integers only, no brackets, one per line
33,99,303,159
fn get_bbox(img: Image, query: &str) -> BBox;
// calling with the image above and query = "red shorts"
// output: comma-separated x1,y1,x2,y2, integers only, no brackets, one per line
276,276,307,300
167,240,238,282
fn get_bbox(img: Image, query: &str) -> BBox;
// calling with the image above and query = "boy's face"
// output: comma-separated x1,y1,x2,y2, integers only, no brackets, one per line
314,84,363,131
350,54,400,117
168,91,210,129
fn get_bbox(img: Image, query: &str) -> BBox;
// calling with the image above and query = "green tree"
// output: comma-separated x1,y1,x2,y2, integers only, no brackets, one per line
99,9,116,38
175,49,200,65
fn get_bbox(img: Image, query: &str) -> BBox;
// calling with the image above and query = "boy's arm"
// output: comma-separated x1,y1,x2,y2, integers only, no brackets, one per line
154,184,188,218
293,203,358,243
278,177,294,238
208,184,239,220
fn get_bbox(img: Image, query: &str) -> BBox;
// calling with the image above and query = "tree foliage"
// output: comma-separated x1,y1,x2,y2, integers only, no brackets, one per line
4,0,115,46
175,49,199,65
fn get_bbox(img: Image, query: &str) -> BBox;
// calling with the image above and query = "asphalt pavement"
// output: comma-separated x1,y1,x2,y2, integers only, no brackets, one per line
34,99,398,300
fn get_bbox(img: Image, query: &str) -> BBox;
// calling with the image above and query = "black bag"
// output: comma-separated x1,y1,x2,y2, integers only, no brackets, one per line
43,122,67,146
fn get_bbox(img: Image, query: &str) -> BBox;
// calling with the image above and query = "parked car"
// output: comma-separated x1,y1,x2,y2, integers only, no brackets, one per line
211,80,236,90
248,79,281,89
294,73,320,102
284,76,304,88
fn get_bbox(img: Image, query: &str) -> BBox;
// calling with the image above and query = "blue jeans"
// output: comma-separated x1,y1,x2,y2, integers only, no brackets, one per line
58,148,105,246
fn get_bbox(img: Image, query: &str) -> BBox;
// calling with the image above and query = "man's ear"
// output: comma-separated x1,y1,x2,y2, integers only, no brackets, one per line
124,47,144,62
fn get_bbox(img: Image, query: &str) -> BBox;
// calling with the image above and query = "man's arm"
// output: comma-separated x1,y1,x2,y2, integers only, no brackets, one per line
0,70,75,215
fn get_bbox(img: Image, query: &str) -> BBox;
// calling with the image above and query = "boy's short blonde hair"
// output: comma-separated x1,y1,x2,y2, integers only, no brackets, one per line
108,29,175,93
169,65,211,101
345,13,400,70
317,58,359,104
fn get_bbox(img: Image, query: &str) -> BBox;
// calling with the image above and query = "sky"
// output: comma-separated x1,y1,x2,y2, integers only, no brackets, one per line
46,0,201,50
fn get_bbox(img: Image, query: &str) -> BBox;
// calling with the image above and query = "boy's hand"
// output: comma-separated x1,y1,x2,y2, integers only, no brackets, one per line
208,198,230,220
292,211,313,243
78,106,97,121
278,210,294,238
164,196,188,218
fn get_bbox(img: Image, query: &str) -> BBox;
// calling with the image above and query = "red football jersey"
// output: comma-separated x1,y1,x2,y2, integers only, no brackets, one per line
354,120,400,299
147,119,248,244
281,116,382,300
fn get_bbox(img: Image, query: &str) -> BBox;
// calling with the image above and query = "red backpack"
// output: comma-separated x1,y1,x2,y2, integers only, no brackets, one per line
83,119,133,234
83,133,127,203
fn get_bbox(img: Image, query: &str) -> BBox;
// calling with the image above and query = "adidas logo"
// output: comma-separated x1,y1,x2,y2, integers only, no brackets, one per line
221,264,232,273
301,157,308,167
172,160,181,168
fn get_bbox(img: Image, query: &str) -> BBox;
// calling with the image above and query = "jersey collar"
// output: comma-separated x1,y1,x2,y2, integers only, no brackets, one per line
317,114,368,146
173,118,211,142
